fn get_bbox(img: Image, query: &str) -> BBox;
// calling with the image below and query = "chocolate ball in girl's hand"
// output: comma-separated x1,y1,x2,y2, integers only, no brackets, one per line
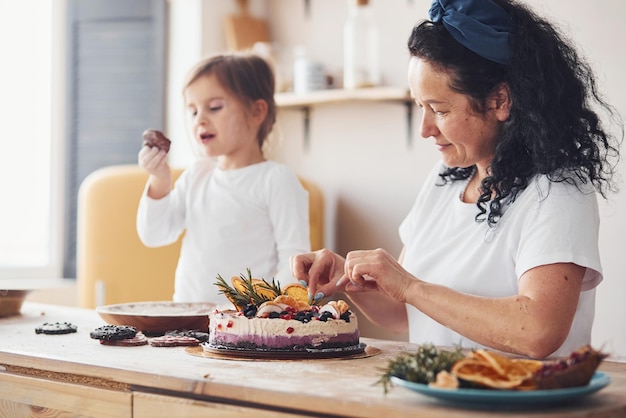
142,129,171,153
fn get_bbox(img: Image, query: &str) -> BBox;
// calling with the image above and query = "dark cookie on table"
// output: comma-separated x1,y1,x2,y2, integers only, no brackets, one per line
90,325,137,341
35,322,78,335
99,331,148,346
149,335,201,347
165,329,210,342
142,129,171,152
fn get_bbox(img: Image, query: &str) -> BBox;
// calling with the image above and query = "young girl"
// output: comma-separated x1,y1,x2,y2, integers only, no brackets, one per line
137,53,310,304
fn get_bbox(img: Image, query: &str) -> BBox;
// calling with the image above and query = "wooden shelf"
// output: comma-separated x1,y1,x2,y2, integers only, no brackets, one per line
275,86,414,148
275,86,411,108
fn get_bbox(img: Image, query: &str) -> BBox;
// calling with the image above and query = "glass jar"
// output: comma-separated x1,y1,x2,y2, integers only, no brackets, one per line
343,0,380,89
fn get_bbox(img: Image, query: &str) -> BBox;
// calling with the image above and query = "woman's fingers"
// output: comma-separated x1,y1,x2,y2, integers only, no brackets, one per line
343,248,408,297
344,250,381,285
344,280,377,293
290,253,313,286
291,249,346,303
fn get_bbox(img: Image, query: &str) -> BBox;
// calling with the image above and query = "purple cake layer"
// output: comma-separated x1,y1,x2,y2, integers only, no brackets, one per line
210,332,359,351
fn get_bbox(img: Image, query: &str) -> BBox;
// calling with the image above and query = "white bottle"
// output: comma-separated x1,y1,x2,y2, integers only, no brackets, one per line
293,46,326,94
343,0,380,89
293,46,310,94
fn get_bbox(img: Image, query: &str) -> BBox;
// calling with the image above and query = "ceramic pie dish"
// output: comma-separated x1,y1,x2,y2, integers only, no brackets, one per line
0,289,31,317
96,301,217,335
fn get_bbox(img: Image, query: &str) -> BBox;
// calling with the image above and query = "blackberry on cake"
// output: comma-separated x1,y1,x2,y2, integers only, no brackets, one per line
208,270,360,352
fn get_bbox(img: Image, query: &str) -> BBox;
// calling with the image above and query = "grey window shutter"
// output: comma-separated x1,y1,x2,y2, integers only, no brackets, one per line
64,0,167,278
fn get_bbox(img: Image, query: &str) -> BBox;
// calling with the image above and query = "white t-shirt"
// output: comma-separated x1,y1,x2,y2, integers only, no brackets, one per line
137,160,310,304
399,161,602,357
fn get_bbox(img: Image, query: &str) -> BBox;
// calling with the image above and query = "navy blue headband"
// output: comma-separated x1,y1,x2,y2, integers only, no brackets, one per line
429,0,513,65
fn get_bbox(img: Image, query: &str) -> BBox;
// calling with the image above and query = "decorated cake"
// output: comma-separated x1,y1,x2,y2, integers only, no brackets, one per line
206,270,360,352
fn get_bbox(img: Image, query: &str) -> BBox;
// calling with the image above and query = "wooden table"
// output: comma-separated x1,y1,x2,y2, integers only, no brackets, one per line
1,303,626,418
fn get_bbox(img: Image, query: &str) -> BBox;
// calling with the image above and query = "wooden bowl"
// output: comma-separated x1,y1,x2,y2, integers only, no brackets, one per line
96,301,216,335
0,289,30,317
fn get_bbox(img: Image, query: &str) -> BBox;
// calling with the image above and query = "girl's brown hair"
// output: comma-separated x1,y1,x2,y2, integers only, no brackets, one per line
183,53,276,148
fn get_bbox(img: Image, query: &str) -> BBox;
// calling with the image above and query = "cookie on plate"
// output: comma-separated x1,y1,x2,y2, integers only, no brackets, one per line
165,329,210,343
90,325,137,341
99,331,148,346
149,335,201,347
35,322,78,335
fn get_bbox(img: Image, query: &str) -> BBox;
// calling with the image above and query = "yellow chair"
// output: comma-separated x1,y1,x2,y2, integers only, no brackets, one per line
76,165,183,308
299,176,325,252
76,164,324,308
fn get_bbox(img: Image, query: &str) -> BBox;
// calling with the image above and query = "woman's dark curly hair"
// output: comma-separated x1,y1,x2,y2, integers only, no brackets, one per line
408,0,622,226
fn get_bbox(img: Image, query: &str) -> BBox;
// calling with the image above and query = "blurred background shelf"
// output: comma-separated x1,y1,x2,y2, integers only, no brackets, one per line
276,86,414,148
275,86,411,108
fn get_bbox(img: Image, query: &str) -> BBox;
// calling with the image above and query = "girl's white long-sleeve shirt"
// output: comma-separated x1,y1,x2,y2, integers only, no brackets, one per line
137,159,310,303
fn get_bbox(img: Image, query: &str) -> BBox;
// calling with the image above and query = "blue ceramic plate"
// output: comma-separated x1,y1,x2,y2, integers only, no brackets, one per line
390,372,610,406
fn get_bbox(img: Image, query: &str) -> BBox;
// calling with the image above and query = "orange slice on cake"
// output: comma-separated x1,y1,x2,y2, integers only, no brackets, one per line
274,295,299,309
295,300,312,311
252,280,280,300
230,276,247,294
282,283,309,303
230,276,279,301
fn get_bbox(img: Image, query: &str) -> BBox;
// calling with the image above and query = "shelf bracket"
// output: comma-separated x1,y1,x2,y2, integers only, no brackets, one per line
275,88,413,151
301,106,311,150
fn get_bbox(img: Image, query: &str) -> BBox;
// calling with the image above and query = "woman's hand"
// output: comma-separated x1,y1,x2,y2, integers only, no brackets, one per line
343,248,416,302
138,145,171,199
291,249,346,302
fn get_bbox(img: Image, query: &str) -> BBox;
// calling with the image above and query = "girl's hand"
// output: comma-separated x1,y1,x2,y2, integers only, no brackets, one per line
343,248,415,303
138,145,170,179
138,145,171,199
291,249,347,303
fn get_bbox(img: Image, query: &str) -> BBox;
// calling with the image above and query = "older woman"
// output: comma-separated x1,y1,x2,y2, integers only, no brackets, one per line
292,0,622,359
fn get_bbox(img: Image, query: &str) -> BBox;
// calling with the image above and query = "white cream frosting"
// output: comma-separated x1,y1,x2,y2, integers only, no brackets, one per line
209,311,358,338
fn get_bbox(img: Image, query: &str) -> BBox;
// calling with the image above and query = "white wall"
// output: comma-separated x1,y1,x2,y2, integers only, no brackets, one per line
169,0,626,354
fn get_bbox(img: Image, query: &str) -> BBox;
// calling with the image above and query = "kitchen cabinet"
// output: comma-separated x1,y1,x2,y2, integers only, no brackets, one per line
133,392,304,418
0,372,132,418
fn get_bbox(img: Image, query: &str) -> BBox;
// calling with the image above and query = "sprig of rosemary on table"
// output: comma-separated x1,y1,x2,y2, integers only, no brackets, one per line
377,344,465,393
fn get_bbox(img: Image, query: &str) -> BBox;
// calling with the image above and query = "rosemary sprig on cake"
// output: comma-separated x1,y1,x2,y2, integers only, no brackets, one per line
215,268,314,311
214,274,251,309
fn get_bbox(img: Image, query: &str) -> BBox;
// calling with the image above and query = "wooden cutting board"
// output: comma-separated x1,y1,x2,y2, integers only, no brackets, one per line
224,0,270,51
